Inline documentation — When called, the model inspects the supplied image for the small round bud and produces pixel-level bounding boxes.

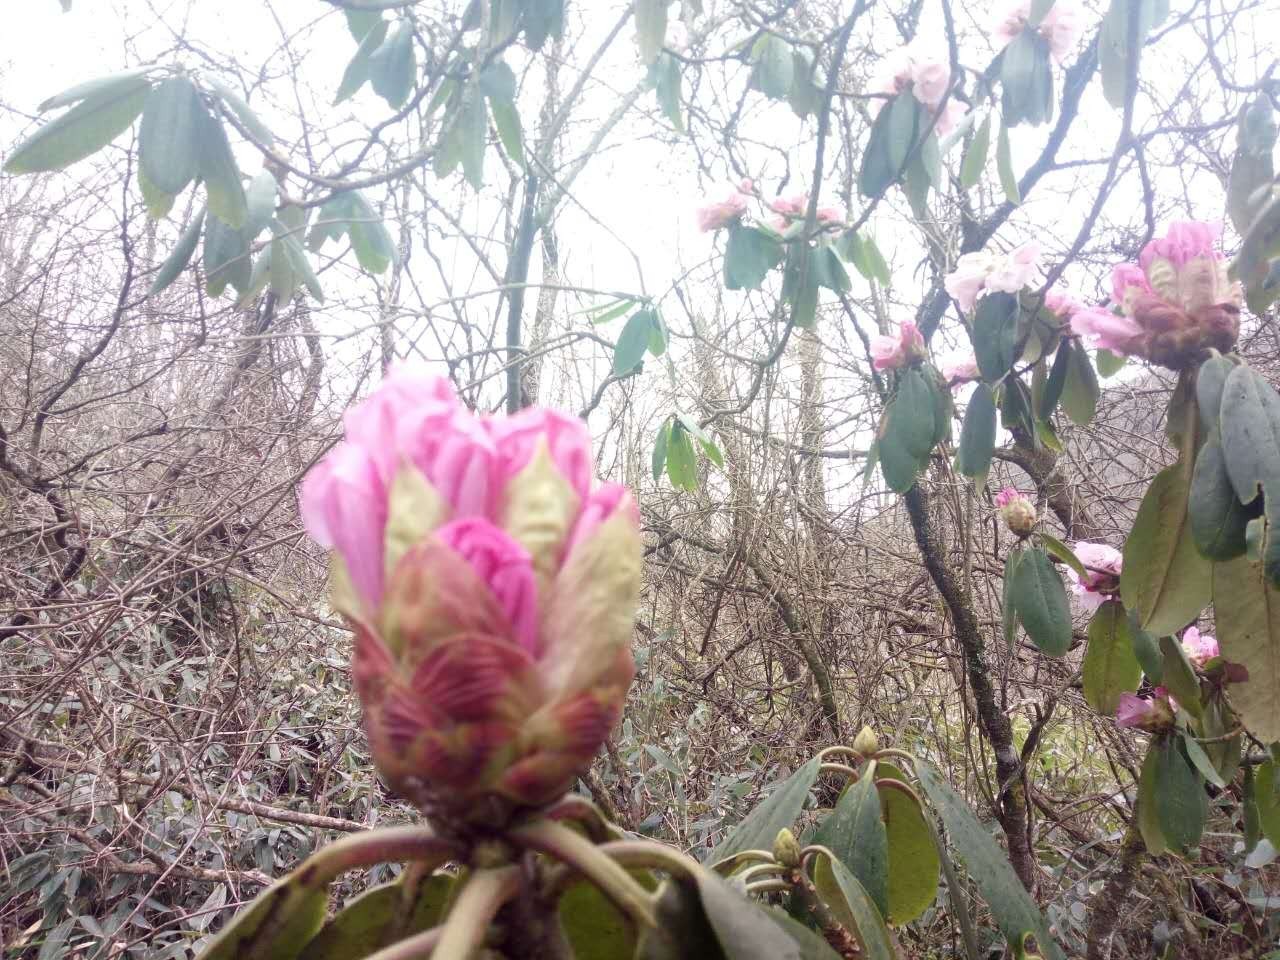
[994,487,1037,538]
[851,725,880,757]
[773,828,802,868]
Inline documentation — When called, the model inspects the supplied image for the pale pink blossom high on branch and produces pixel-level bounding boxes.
[870,321,926,370]
[939,353,980,387]
[944,241,1043,313]
[991,0,1083,63]
[1071,220,1242,368]
[1065,541,1122,611]
[869,42,966,136]
[1181,626,1219,667]
[300,366,642,816]
[696,187,751,231]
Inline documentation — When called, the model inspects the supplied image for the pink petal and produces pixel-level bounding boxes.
[438,518,541,655]
[300,442,388,611]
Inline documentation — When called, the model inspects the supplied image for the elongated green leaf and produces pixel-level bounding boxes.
[996,121,1020,204]
[1219,364,1280,507]
[1135,741,1168,854]
[748,33,793,100]
[707,756,821,865]
[1120,461,1212,636]
[973,292,1019,378]
[279,232,325,303]
[1190,435,1250,560]
[335,20,388,103]
[1012,546,1071,655]
[813,854,896,960]
[652,420,670,483]
[196,107,248,229]
[875,765,940,925]
[1180,733,1226,789]
[137,164,175,219]
[209,79,274,146]
[1128,609,1162,682]
[635,0,670,66]
[859,93,919,198]
[560,876,650,960]
[698,869,839,960]
[245,170,278,238]
[37,67,152,113]
[813,771,888,917]
[650,52,684,132]
[200,873,329,960]
[369,19,416,109]
[1099,0,1167,108]
[1001,31,1053,127]
[301,874,454,959]
[345,10,382,41]
[956,383,997,481]
[1060,339,1099,424]
[1154,736,1206,853]
[148,206,205,295]
[783,245,819,330]
[1038,339,1071,420]
[1038,532,1087,580]
[959,114,991,191]
[915,762,1064,960]
[204,213,251,297]
[666,424,698,492]
[1096,348,1126,378]
[614,309,656,375]
[1003,549,1022,650]
[878,366,938,493]
[1213,554,1280,743]
[724,223,783,290]
[348,192,397,273]
[1257,760,1280,847]
[5,76,150,174]
[1082,600,1142,715]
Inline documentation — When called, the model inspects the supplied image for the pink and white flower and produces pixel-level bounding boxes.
[1115,688,1176,730]
[939,353,981,387]
[944,242,1044,313]
[992,0,1083,63]
[1066,541,1123,611]
[696,188,750,232]
[300,366,641,814]
[870,321,926,371]
[1180,626,1219,667]
[870,43,966,136]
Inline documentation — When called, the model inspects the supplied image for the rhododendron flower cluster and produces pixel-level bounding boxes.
[944,241,1043,313]
[1043,287,1085,321]
[1181,626,1219,667]
[1070,220,1242,369]
[696,186,751,232]
[939,353,980,388]
[1115,689,1176,731]
[995,487,1036,537]
[869,43,965,136]
[991,0,1082,63]
[301,367,641,818]
[870,321,926,370]
[1066,541,1122,610]
[767,192,844,232]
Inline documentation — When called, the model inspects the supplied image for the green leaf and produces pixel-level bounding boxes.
[1099,0,1167,109]
[1158,634,1203,721]
[783,245,819,330]
[915,762,1064,960]
[148,206,205,295]
[1012,546,1072,656]
[960,113,991,191]
[813,771,889,917]
[348,193,397,273]
[1120,461,1212,636]
[862,234,891,286]
[996,120,1020,204]
[1135,741,1167,855]
[5,75,149,174]
[973,291,1019,379]
[368,19,416,109]
[707,756,821,866]
[859,93,920,198]
[700,438,725,469]
[723,222,783,291]
[1219,364,1280,508]
[666,424,698,492]
[560,876,649,960]
[199,873,329,960]
[1153,736,1207,853]
[1003,32,1054,128]
[245,170,278,238]
[209,79,274,146]
[650,51,684,132]
[652,420,670,483]
[1228,98,1277,234]
[1256,760,1280,848]
[813,854,897,960]
[635,0,670,66]
[1190,434,1250,560]
[335,20,388,103]
[614,309,656,375]
[1213,554,1280,743]
[196,107,248,229]
[813,246,850,294]
[1195,353,1235,426]
[1128,609,1163,682]
[1060,339,1099,425]
[748,34,793,100]
[1180,732,1226,790]
[204,213,251,297]
[1038,339,1071,420]
[1003,549,1022,650]
[1082,600,1142,715]
[1095,348,1126,378]
[649,310,669,356]
[878,367,939,494]
[436,81,488,190]
[344,10,382,41]
[301,874,453,959]
[787,48,820,119]
[875,765,940,925]
[37,67,152,113]
[956,382,997,481]
[1038,532,1087,580]
[278,230,325,303]
[137,164,175,220]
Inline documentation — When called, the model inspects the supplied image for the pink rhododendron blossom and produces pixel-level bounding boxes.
[995,488,1036,536]
[1044,287,1084,319]
[1066,541,1122,611]
[299,368,642,816]
[739,177,756,195]
[944,242,1043,313]
[939,354,980,387]
[870,322,926,371]
[992,0,1082,63]
[696,188,750,232]
[1070,307,1145,354]
[767,194,843,228]
[1181,626,1219,667]
[769,193,807,216]
[1075,220,1242,368]
[1115,689,1175,731]
[870,43,963,135]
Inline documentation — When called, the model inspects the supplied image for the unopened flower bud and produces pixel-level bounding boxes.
[773,828,802,868]
[995,487,1036,538]
[301,366,641,822]
[852,725,880,757]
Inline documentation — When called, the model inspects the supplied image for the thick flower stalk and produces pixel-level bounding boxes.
[300,368,641,823]
[1070,220,1242,369]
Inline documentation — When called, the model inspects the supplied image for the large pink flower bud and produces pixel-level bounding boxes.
[300,369,642,821]
[995,487,1036,537]
[869,321,926,371]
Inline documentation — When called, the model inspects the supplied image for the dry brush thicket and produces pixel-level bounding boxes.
[1,1,1278,957]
